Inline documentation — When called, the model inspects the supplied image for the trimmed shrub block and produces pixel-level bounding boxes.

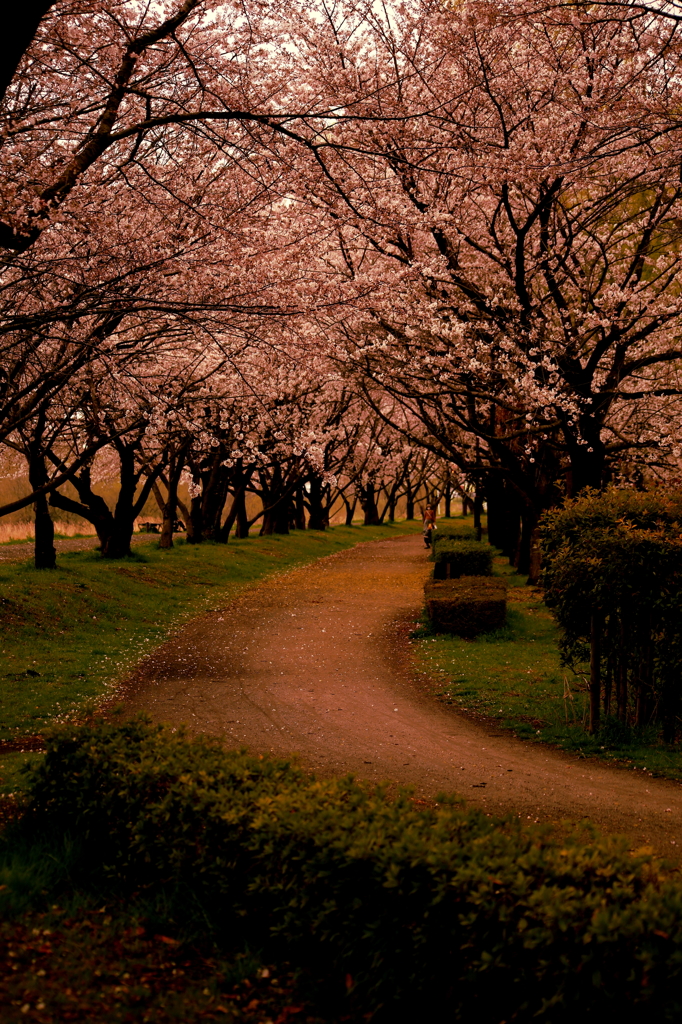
[432,522,477,547]
[425,575,506,635]
[432,539,493,578]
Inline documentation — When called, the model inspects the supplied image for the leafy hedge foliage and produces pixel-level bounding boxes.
[12,720,682,1021]
[432,522,477,547]
[432,539,493,578]
[540,489,682,738]
[424,577,506,636]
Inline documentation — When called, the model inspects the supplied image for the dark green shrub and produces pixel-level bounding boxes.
[12,720,682,1022]
[425,576,506,635]
[540,489,682,738]
[432,522,477,548]
[432,539,493,578]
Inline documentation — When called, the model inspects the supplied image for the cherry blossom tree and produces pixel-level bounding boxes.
[266,0,682,575]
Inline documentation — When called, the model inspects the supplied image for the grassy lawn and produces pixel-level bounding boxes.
[0,521,420,792]
[414,528,682,783]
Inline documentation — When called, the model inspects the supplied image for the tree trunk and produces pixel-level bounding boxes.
[27,442,56,569]
[307,477,327,530]
[261,497,290,535]
[294,487,307,530]
[473,487,483,541]
[589,612,602,735]
[514,511,532,575]
[406,482,415,521]
[98,444,149,558]
[616,659,626,724]
[342,494,357,526]
[186,493,203,544]
[158,457,185,550]
[204,464,230,542]
[443,472,452,518]
[360,482,381,526]
[233,489,249,538]
[50,483,112,549]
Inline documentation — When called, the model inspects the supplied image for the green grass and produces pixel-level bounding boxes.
[0,521,420,789]
[415,542,682,783]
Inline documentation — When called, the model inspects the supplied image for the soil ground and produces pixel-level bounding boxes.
[119,534,682,856]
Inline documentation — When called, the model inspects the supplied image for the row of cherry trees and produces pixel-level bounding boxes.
[2,0,682,573]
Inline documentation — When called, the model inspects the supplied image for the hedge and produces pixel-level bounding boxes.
[432,522,477,547]
[540,489,682,738]
[11,720,682,1021]
[432,538,493,578]
[425,576,506,635]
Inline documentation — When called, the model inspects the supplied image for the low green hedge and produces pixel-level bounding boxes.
[425,576,506,635]
[432,522,477,548]
[9,720,682,1021]
[433,539,493,578]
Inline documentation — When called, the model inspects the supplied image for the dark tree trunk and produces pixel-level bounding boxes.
[589,612,602,735]
[259,465,291,536]
[514,509,537,576]
[294,487,307,530]
[616,624,628,724]
[488,480,523,562]
[50,441,159,558]
[186,494,203,544]
[233,489,250,538]
[486,474,506,549]
[27,430,56,569]
[307,477,326,530]
[204,464,230,542]
[567,426,607,497]
[159,454,186,550]
[261,499,290,535]
[218,469,252,542]
[176,494,192,537]
[359,482,381,526]
[33,493,56,569]
[342,494,357,526]
[99,445,138,558]
[443,471,452,519]
[473,487,483,542]
[50,471,114,550]
[406,481,415,521]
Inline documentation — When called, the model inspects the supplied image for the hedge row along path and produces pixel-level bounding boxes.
[121,534,682,855]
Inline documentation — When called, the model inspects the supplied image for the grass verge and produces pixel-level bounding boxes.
[414,533,682,782]
[0,521,420,791]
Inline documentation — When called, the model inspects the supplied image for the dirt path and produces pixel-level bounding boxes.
[121,534,682,855]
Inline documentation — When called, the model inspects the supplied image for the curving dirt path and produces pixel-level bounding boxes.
[120,534,682,856]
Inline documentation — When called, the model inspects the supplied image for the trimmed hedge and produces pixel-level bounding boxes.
[540,489,682,738]
[432,538,493,578]
[425,576,506,635]
[432,522,477,547]
[12,720,682,1021]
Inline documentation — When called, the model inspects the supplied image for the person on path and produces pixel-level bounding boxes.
[422,503,437,549]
